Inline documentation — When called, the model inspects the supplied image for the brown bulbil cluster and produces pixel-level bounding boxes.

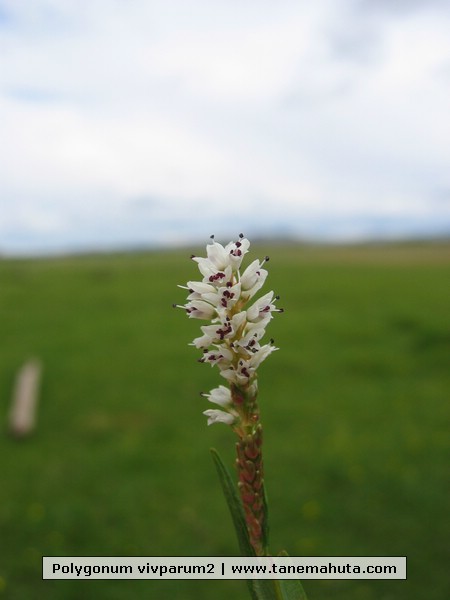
[236,423,266,556]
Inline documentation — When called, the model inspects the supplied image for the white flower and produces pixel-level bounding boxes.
[234,329,265,353]
[193,258,233,284]
[181,281,217,300]
[240,259,268,299]
[203,409,236,426]
[191,236,250,279]
[191,330,217,349]
[184,300,217,320]
[202,385,232,407]
[201,281,242,313]
[199,347,234,368]
[206,240,233,270]
[225,237,250,270]
[246,291,282,323]
[191,311,247,349]
[248,343,278,368]
[176,235,282,426]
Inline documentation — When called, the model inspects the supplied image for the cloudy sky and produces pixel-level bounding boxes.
[1,0,450,254]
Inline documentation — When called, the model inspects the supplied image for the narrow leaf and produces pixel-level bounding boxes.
[277,579,308,600]
[210,448,258,600]
[261,483,270,552]
[210,447,255,557]
[277,551,309,600]
[210,449,282,600]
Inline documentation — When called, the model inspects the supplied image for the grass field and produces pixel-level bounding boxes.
[1,242,449,600]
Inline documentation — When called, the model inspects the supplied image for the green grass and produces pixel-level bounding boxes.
[0,242,449,600]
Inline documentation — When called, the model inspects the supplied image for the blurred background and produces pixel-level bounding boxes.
[0,1,449,599]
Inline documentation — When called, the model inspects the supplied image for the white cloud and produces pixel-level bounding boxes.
[0,0,449,254]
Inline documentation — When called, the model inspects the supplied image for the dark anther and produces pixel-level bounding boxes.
[172,303,177,308]
[210,234,215,239]
[265,255,270,261]
[239,233,244,238]
[275,295,280,300]
[190,254,196,259]
[270,338,274,344]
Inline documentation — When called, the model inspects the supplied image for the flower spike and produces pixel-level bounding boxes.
[176,235,282,556]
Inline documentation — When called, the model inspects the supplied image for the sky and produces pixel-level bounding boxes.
[1,0,450,255]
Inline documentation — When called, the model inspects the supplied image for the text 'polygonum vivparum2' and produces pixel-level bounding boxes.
[174,234,283,556]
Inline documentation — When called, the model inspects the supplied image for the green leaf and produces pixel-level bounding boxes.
[277,579,308,600]
[210,448,259,600]
[210,447,255,558]
[253,578,281,600]
[210,450,298,600]
[276,551,309,600]
[210,449,279,600]
[262,483,270,552]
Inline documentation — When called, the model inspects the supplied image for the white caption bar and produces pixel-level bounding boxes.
[43,556,407,580]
